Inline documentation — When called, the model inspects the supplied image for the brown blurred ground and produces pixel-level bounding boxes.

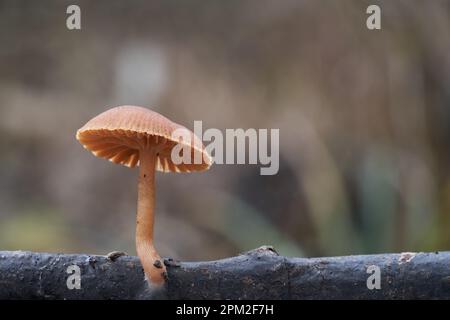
[0,0,449,260]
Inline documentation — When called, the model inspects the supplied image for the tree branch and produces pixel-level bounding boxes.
[1,246,449,299]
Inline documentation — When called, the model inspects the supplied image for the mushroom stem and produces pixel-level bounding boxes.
[136,147,166,285]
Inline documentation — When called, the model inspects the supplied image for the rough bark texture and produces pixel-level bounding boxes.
[0,246,449,299]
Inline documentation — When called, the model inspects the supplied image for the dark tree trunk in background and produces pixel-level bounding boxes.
[0,246,449,299]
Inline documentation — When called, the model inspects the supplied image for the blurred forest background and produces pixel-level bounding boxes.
[0,0,450,260]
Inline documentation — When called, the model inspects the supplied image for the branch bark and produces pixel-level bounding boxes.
[1,246,449,299]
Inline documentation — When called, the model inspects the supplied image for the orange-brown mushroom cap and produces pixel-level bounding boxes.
[76,106,212,173]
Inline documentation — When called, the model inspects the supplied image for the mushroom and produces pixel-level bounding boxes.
[76,105,212,285]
